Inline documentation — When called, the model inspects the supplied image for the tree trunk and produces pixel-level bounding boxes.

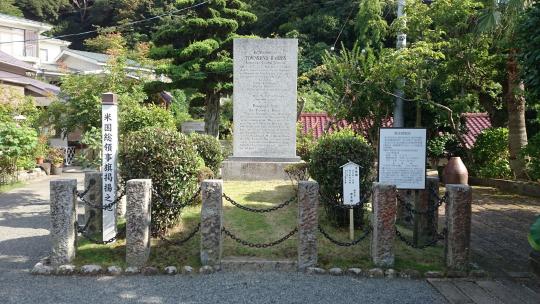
[506,49,528,178]
[204,94,220,138]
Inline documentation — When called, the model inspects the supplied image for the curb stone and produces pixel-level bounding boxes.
[199,266,214,274]
[368,268,384,278]
[31,262,53,275]
[56,264,76,275]
[164,266,177,275]
[447,270,467,278]
[80,265,102,275]
[347,268,363,276]
[182,266,193,274]
[385,269,397,278]
[400,269,421,279]
[424,271,443,278]
[328,268,343,276]
[125,267,140,275]
[107,266,122,276]
[469,270,487,278]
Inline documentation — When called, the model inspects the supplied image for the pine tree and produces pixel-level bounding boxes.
[150,0,257,137]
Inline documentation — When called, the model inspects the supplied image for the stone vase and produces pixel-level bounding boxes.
[443,157,468,184]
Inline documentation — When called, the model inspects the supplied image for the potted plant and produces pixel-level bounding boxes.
[34,136,48,165]
[49,147,64,175]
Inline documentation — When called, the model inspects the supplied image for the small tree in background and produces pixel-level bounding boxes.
[149,0,257,137]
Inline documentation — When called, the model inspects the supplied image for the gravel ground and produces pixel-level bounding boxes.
[0,172,447,304]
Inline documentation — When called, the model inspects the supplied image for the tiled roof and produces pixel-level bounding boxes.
[299,113,393,139]
[0,50,37,73]
[300,112,492,149]
[462,112,492,148]
[0,70,60,96]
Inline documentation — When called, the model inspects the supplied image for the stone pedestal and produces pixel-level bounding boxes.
[126,179,152,267]
[50,179,78,266]
[371,183,397,268]
[297,181,319,270]
[445,184,472,271]
[222,158,301,181]
[200,180,223,266]
[413,177,440,246]
[83,172,102,238]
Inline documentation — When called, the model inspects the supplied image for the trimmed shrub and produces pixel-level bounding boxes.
[309,128,375,226]
[119,128,203,232]
[296,123,317,162]
[284,163,310,185]
[189,133,224,175]
[120,104,176,135]
[522,133,540,182]
[471,128,512,179]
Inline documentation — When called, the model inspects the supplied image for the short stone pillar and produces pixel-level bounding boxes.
[445,184,472,271]
[50,179,78,266]
[413,176,440,246]
[371,183,397,267]
[126,179,152,267]
[200,180,223,267]
[83,172,102,238]
[297,181,319,270]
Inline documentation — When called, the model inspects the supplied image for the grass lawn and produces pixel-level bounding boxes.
[0,181,25,193]
[74,180,444,272]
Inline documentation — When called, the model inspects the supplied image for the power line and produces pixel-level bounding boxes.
[332,1,358,50]
[0,1,209,45]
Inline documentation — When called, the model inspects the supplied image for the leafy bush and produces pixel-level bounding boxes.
[120,104,176,135]
[284,163,310,185]
[309,128,375,226]
[296,123,317,162]
[189,133,224,175]
[76,127,102,170]
[119,128,203,232]
[0,122,37,159]
[471,128,512,179]
[522,133,540,182]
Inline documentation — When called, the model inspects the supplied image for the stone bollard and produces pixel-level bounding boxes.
[50,179,78,266]
[200,180,223,267]
[445,184,472,271]
[413,177,440,246]
[126,179,152,267]
[297,181,319,270]
[371,183,397,268]
[83,172,102,239]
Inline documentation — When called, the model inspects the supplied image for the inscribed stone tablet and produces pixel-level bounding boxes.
[378,128,427,189]
[233,38,298,159]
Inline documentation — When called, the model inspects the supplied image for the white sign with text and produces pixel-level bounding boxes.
[378,128,427,190]
[102,101,118,241]
[342,161,361,206]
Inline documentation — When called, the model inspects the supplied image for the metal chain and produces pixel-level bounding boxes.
[222,193,296,213]
[152,187,201,210]
[319,190,372,210]
[318,224,371,246]
[395,227,445,249]
[222,226,298,248]
[397,191,447,216]
[154,222,201,246]
[75,219,124,245]
[76,183,126,211]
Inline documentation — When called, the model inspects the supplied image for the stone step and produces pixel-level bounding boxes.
[221,257,297,272]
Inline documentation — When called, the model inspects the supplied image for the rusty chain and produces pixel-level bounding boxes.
[318,224,371,246]
[154,222,201,246]
[222,193,296,213]
[222,226,298,248]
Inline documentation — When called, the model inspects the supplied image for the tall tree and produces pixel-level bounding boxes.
[0,0,23,17]
[356,0,388,51]
[477,0,533,177]
[150,0,256,137]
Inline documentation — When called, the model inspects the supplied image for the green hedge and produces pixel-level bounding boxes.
[119,128,203,232]
[471,128,512,179]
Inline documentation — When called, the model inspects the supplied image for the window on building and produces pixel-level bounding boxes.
[0,27,25,57]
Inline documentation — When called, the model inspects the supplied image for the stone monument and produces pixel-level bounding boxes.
[222,38,301,180]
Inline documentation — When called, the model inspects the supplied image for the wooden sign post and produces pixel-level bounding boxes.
[102,93,118,242]
[342,161,361,240]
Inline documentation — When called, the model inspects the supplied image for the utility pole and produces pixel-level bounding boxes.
[394,0,406,128]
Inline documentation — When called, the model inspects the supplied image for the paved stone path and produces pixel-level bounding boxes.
[0,173,446,304]
[469,187,540,284]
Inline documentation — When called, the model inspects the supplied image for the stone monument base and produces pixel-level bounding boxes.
[222,157,302,181]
